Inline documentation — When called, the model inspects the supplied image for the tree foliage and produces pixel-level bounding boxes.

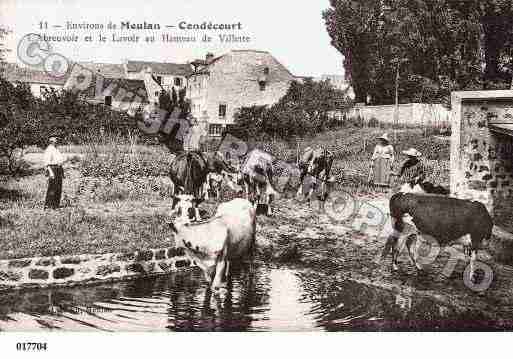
[232,79,352,140]
[0,76,138,175]
[323,0,513,105]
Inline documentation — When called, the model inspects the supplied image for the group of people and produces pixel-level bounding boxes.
[369,132,429,189]
[41,131,431,210]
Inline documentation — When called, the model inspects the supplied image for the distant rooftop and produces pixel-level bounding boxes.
[78,62,125,79]
[2,63,67,85]
[125,60,192,76]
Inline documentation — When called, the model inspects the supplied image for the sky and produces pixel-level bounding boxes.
[0,0,345,78]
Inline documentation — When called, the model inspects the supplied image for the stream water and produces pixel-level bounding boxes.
[0,264,507,331]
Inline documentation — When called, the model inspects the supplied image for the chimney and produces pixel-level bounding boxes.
[205,53,214,63]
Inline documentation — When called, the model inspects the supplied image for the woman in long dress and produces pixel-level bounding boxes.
[369,133,395,186]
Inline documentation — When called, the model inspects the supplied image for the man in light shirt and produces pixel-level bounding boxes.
[43,136,65,209]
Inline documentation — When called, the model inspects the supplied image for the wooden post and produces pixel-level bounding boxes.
[394,61,400,142]
[296,142,300,166]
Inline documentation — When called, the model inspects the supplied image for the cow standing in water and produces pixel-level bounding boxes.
[169,197,256,291]
[297,147,334,208]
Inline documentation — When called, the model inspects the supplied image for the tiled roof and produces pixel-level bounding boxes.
[126,60,192,76]
[2,63,67,85]
[63,63,149,103]
[78,62,126,78]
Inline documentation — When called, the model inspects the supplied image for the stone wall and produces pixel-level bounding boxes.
[349,103,451,127]
[0,246,192,291]
[193,50,295,126]
[450,90,513,234]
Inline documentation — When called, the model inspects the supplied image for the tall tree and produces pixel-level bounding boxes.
[323,0,384,103]
[324,0,512,105]
[447,0,513,85]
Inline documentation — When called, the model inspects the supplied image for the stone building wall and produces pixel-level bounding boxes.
[450,91,513,233]
[197,50,296,127]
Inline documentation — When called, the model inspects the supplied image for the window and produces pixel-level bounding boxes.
[259,81,266,91]
[174,77,182,86]
[209,124,223,136]
[104,96,112,106]
[263,67,269,75]
[219,104,227,118]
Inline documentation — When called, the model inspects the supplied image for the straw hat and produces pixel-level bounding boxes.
[402,148,422,157]
[377,133,390,142]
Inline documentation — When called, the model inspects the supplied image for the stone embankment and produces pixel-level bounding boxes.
[0,246,192,292]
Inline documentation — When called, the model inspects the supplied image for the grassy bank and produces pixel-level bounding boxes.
[0,135,178,260]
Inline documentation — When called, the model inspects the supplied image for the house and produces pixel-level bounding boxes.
[124,60,191,96]
[187,50,296,136]
[63,62,149,114]
[316,74,350,91]
[3,63,66,97]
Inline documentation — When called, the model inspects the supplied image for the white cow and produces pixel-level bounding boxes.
[169,197,256,291]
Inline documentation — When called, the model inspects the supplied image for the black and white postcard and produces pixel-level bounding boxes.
[0,0,512,357]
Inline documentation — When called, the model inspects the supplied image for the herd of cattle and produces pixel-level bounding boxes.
[167,147,494,292]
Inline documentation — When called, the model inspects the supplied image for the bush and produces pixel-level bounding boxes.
[232,79,352,140]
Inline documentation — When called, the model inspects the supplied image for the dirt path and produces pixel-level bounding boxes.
[255,196,513,321]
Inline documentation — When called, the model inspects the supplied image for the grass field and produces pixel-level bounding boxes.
[0,127,450,260]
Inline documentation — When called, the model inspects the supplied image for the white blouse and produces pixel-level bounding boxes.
[43,145,65,166]
[371,144,395,161]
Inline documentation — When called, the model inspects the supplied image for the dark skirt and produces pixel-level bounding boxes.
[371,158,392,186]
[45,165,64,209]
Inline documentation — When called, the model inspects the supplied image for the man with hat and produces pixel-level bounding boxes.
[43,136,65,209]
[394,147,429,189]
[369,133,395,186]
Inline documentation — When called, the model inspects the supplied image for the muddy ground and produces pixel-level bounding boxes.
[252,195,513,324]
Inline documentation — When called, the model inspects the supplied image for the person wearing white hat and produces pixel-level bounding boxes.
[43,136,66,209]
[369,133,395,186]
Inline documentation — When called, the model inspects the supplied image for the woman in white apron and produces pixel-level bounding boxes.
[369,133,395,186]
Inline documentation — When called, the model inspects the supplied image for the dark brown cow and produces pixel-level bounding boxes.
[383,193,493,283]
[169,151,237,220]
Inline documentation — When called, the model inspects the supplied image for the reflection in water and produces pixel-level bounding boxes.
[0,264,509,331]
